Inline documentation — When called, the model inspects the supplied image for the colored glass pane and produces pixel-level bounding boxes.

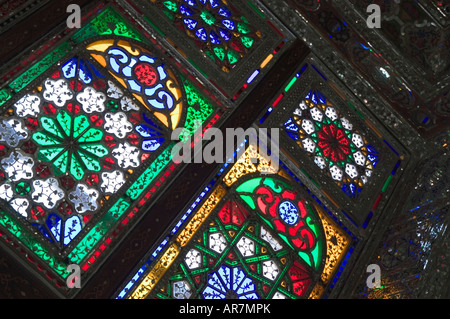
[155,0,262,72]
[87,40,184,130]
[1,53,169,251]
[0,4,221,292]
[284,90,380,199]
[126,145,352,300]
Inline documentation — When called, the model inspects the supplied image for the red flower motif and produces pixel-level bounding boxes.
[134,63,159,86]
[317,123,351,162]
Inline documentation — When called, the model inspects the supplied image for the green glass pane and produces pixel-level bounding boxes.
[79,143,109,158]
[0,88,12,107]
[227,50,240,65]
[262,177,291,193]
[16,182,31,195]
[37,147,65,162]
[307,216,322,270]
[239,195,255,210]
[163,0,178,12]
[53,151,69,175]
[127,145,173,200]
[72,7,143,44]
[73,115,90,139]
[9,41,73,93]
[40,117,65,139]
[70,154,85,180]
[213,47,226,61]
[78,128,103,143]
[57,111,72,136]
[241,36,254,48]
[236,177,262,194]
[200,11,216,25]
[237,22,251,34]
[68,197,130,264]
[78,151,101,172]
[33,132,61,146]
[181,78,215,137]
[298,251,312,267]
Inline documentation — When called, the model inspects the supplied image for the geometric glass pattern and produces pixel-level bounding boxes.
[284,90,380,199]
[5,53,167,249]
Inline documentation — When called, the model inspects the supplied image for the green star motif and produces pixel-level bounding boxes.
[32,110,109,180]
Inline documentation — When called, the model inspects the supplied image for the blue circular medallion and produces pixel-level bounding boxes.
[278,201,299,225]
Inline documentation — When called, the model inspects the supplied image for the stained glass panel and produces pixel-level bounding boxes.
[0,5,222,294]
[257,56,405,226]
[284,89,380,199]
[156,0,262,72]
[137,0,293,100]
[119,143,353,299]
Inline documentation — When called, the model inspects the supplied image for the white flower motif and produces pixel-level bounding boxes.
[104,112,133,139]
[107,80,123,99]
[0,183,29,218]
[76,86,106,113]
[0,118,28,147]
[112,142,140,169]
[1,151,34,182]
[31,177,64,209]
[69,184,99,214]
[14,94,42,117]
[0,183,13,202]
[100,170,126,194]
[42,79,74,107]
[10,198,30,218]
[120,96,140,112]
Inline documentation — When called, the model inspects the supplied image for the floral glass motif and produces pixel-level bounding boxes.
[156,0,262,72]
[1,53,168,250]
[157,176,326,300]
[284,90,380,199]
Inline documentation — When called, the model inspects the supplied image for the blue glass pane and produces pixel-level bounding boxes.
[209,31,221,44]
[219,28,231,41]
[63,215,82,246]
[222,19,235,30]
[218,7,231,17]
[142,138,164,152]
[183,18,198,30]
[46,213,62,243]
[195,28,208,41]
[185,0,197,7]
[180,4,193,15]
[62,57,78,79]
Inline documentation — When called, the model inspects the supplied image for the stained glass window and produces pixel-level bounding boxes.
[0,5,222,293]
[284,89,380,199]
[119,144,353,299]
[157,0,261,72]
[138,0,293,101]
[258,57,404,226]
